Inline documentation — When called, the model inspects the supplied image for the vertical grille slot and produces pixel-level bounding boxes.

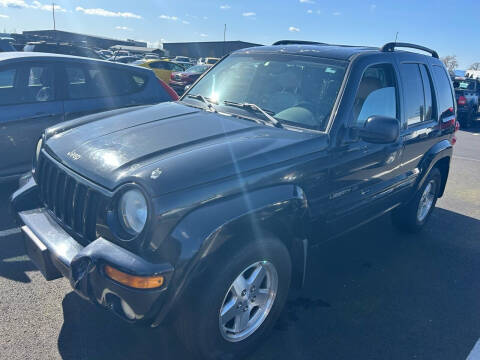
[63,176,75,228]
[37,154,102,244]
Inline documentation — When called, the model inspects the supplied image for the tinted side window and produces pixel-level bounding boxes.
[0,68,16,88]
[432,65,455,117]
[419,64,435,121]
[399,63,425,125]
[89,67,147,97]
[354,64,398,126]
[150,62,168,70]
[66,64,147,99]
[0,67,19,105]
[66,66,89,99]
[24,64,55,103]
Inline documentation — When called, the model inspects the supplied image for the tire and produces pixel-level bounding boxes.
[466,110,474,128]
[175,237,291,360]
[392,167,442,233]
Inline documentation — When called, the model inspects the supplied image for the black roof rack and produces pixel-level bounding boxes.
[272,40,327,46]
[381,42,439,59]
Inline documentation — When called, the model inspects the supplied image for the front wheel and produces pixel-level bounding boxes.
[175,237,291,360]
[392,167,441,233]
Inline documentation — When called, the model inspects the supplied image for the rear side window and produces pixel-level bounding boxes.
[419,64,435,121]
[399,63,426,125]
[432,65,455,117]
[66,64,148,99]
[354,63,398,126]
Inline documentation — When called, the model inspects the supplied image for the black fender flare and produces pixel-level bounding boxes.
[415,139,452,198]
[151,184,309,326]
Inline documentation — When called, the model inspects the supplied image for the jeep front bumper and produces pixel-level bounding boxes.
[20,207,173,324]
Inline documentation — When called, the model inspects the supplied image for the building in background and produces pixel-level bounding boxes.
[163,41,261,58]
[22,30,147,49]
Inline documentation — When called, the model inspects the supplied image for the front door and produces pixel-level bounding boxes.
[326,62,404,234]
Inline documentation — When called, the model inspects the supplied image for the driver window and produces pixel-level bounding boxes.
[354,64,398,126]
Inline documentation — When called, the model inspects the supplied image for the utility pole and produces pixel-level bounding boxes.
[52,1,57,40]
[223,24,226,55]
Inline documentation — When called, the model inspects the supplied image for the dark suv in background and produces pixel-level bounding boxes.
[13,41,457,360]
[452,76,479,127]
[0,52,178,182]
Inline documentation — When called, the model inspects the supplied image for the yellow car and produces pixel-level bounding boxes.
[135,59,186,83]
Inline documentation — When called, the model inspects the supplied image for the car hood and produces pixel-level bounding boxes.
[45,102,326,194]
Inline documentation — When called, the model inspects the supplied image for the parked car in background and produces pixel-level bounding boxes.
[113,50,130,57]
[0,52,177,181]
[204,57,220,65]
[13,41,457,360]
[453,76,479,128]
[466,69,480,80]
[169,64,211,94]
[134,59,185,82]
[108,55,139,64]
[172,56,194,68]
[144,53,159,60]
[97,49,113,59]
[24,42,101,59]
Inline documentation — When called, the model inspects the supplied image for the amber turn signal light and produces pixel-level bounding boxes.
[104,265,164,289]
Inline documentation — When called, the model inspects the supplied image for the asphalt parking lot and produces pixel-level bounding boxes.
[0,128,479,360]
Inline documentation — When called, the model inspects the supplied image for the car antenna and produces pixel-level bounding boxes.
[394,32,399,44]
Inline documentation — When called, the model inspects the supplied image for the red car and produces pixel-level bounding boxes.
[169,64,211,94]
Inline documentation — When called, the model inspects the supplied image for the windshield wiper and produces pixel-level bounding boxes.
[223,101,282,128]
[186,94,217,112]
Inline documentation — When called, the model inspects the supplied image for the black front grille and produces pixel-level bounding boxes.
[37,153,101,244]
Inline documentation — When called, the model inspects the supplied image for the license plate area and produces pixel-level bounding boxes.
[22,226,62,280]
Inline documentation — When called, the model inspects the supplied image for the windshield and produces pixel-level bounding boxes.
[453,79,476,90]
[185,53,347,130]
[186,65,210,73]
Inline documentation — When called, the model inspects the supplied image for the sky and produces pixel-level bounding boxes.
[0,0,478,69]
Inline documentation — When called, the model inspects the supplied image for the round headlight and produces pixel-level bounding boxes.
[35,138,43,163]
[118,189,148,235]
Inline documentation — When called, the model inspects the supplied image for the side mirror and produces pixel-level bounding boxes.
[358,116,400,144]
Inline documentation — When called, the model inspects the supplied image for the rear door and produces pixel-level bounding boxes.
[61,61,153,120]
[0,61,63,179]
[395,55,446,181]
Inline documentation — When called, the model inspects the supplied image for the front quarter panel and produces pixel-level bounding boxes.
[151,184,308,325]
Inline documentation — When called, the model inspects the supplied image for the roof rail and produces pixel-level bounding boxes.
[381,42,439,59]
[272,40,327,46]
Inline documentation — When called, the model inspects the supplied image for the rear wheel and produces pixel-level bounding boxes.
[392,167,441,233]
[466,110,475,128]
[175,237,291,360]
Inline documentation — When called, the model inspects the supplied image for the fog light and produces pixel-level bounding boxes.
[104,265,164,289]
